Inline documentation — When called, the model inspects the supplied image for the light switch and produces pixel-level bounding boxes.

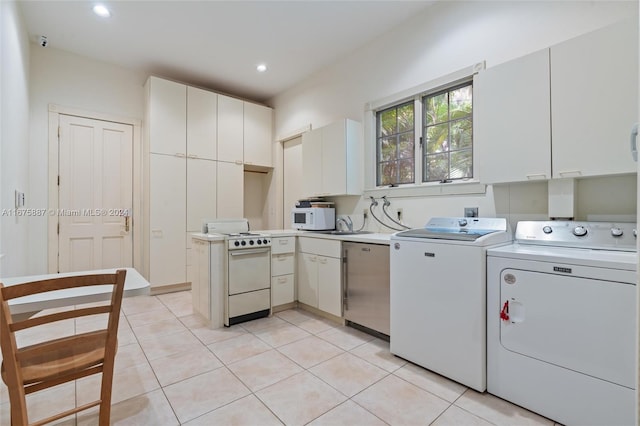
[15,190,25,208]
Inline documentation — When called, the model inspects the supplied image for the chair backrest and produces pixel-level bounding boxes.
[0,269,126,426]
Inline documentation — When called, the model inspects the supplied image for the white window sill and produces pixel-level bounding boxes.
[363,180,486,198]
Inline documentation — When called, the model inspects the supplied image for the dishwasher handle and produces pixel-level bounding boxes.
[343,250,348,311]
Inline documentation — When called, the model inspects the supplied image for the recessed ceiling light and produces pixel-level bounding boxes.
[93,4,111,18]
[256,64,267,73]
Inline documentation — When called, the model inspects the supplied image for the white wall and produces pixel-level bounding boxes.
[28,47,146,274]
[1,1,31,277]
[271,1,637,230]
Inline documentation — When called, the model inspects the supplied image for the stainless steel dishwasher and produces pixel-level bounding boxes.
[343,242,390,336]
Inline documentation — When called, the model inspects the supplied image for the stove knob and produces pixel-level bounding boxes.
[263,239,268,244]
[458,219,468,227]
[611,227,624,237]
[542,226,553,234]
[249,240,255,245]
[234,241,240,247]
[257,239,262,245]
[241,240,247,246]
[573,225,588,237]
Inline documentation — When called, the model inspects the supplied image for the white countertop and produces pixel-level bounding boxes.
[191,229,392,245]
[3,267,150,316]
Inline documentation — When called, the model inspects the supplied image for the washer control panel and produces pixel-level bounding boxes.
[515,221,637,251]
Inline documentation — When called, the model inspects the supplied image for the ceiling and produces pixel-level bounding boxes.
[18,1,434,103]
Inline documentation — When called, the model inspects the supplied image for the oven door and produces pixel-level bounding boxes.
[228,247,271,294]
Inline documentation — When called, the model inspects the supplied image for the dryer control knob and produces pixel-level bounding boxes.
[611,227,624,237]
[542,226,553,234]
[458,219,468,227]
[573,226,588,237]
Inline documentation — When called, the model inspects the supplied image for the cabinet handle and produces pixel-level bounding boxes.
[310,256,317,262]
[235,160,243,165]
[343,252,348,311]
[175,153,186,158]
[276,255,287,261]
[557,170,581,177]
[526,173,547,180]
[187,154,198,159]
[319,257,327,264]
[277,277,287,284]
[279,239,289,245]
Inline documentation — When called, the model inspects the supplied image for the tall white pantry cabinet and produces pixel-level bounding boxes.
[144,76,273,290]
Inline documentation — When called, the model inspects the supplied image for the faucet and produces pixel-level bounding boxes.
[336,216,353,232]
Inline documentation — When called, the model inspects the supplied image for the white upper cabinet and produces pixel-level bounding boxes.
[186,158,217,232]
[551,18,638,178]
[147,77,187,156]
[187,86,217,160]
[217,95,244,164]
[244,102,273,168]
[475,49,551,184]
[217,160,244,218]
[302,119,363,197]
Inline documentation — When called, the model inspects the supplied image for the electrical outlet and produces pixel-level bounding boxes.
[464,207,479,218]
[397,208,403,221]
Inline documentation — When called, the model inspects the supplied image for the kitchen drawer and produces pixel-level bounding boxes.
[272,236,295,254]
[298,237,341,258]
[272,253,295,276]
[272,274,295,306]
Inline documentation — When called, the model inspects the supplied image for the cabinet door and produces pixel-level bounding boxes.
[216,161,244,218]
[217,95,244,163]
[551,19,638,178]
[302,129,323,197]
[475,49,551,183]
[244,102,273,167]
[149,154,186,287]
[148,77,186,156]
[272,274,295,306]
[322,120,347,195]
[318,256,342,317]
[187,86,217,160]
[297,252,318,307]
[187,158,217,232]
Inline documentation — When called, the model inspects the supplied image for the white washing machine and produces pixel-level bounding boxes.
[390,217,511,391]
[487,221,637,426]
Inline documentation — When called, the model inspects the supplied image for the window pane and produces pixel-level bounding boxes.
[425,92,448,126]
[426,123,448,154]
[398,103,414,133]
[450,118,472,150]
[424,153,449,182]
[378,162,396,186]
[398,133,414,159]
[379,136,398,162]
[399,159,414,183]
[450,85,472,119]
[450,149,473,179]
[379,108,397,137]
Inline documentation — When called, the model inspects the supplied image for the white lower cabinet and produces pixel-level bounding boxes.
[296,237,342,317]
[191,238,225,328]
[271,236,295,307]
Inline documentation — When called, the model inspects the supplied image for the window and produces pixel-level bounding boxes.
[423,83,473,182]
[376,102,414,186]
[375,81,473,186]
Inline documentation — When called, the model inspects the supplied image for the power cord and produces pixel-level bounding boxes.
[381,196,410,229]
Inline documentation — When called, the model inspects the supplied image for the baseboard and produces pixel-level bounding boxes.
[296,302,345,326]
[271,302,297,313]
[150,282,191,296]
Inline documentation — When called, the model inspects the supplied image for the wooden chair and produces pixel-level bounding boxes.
[0,269,127,426]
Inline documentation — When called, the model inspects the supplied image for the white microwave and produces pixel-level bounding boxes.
[291,207,335,230]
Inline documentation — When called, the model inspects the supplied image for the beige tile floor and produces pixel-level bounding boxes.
[0,291,560,426]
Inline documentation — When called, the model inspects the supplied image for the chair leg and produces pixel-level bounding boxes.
[98,368,115,426]
[8,387,29,426]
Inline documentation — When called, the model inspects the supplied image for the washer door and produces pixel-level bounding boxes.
[499,268,636,389]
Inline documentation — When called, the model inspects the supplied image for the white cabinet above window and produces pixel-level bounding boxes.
[302,119,363,197]
[244,102,273,168]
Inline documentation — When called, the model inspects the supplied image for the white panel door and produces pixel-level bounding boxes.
[297,252,318,307]
[216,161,244,218]
[150,153,186,287]
[301,129,323,197]
[317,256,342,317]
[187,86,217,160]
[58,114,133,272]
[187,158,217,232]
[283,137,303,228]
[217,95,244,163]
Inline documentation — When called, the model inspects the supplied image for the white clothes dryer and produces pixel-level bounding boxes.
[487,221,637,426]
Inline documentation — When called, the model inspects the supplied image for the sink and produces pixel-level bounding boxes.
[311,230,373,235]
